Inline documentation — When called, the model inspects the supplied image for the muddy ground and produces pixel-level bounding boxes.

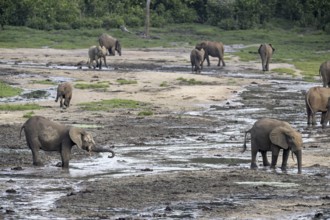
[1,47,330,220]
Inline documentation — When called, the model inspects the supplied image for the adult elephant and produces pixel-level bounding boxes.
[305,86,330,127]
[195,41,225,67]
[319,60,330,87]
[20,116,115,168]
[258,43,275,71]
[98,33,122,56]
[55,82,73,108]
[243,118,303,174]
[190,48,205,73]
[88,45,107,69]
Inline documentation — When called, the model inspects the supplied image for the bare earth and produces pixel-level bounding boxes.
[0,48,330,219]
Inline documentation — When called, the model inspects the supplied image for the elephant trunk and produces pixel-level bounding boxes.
[294,150,302,174]
[92,146,115,158]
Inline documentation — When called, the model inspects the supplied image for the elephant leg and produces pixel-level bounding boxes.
[206,56,210,66]
[311,112,317,125]
[103,57,108,68]
[60,146,72,169]
[270,147,280,169]
[281,149,290,172]
[221,58,226,67]
[98,59,102,70]
[217,58,220,66]
[321,112,326,125]
[261,151,270,166]
[59,96,63,108]
[250,148,258,169]
[266,58,270,71]
[27,141,43,166]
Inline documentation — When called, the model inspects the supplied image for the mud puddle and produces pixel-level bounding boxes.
[1,69,329,219]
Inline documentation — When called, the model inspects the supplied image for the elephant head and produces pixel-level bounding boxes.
[269,126,302,174]
[115,40,122,56]
[69,127,115,158]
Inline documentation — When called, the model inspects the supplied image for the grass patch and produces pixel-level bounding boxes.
[79,99,148,111]
[74,81,109,90]
[160,81,168,87]
[138,110,153,116]
[227,78,237,85]
[23,111,35,118]
[116,78,137,85]
[0,81,23,98]
[0,103,42,111]
[176,77,205,85]
[31,79,56,85]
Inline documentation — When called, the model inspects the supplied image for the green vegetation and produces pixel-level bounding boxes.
[31,79,56,85]
[160,81,168,87]
[79,99,148,111]
[23,111,35,118]
[116,78,137,85]
[74,82,109,90]
[1,1,329,32]
[0,81,22,98]
[0,103,42,111]
[176,77,205,85]
[138,110,154,116]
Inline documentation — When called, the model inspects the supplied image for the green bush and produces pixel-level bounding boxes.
[102,16,125,29]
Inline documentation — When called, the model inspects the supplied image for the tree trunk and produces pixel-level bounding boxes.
[145,0,151,38]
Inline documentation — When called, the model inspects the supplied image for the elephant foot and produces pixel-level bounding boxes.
[281,166,287,172]
[250,163,258,170]
[263,162,270,167]
[33,161,43,166]
[270,165,276,170]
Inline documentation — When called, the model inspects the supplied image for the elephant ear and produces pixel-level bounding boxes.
[269,127,290,149]
[269,44,275,52]
[69,127,83,149]
[258,44,262,53]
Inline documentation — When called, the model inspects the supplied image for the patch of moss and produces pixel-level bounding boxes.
[0,81,22,98]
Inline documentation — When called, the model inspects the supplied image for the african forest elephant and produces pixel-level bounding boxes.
[55,82,72,108]
[319,60,330,87]
[258,43,275,71]
[190,48,205,73]
[195,41,225,67]
[305,86,330,127]
[88,45,108,69]
[20,116,115,168]
[98,33,122,56]
[243,118,303,174]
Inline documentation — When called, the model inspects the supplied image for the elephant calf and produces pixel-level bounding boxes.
[88,45,108,69]
[55,82,72,108]
[20,116,115,168]
[243,118,303,174]
[190,48,205,73]
[258,43,275,71]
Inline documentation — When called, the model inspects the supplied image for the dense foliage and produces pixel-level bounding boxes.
[0,0,329,32]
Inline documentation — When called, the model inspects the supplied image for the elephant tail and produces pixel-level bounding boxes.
[242,129,251,153]
[305,89,314,114]
[19,125,25,139]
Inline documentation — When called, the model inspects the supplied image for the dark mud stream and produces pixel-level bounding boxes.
[1,64,329,219]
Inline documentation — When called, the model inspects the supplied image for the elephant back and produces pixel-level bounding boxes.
[98,33,117,49]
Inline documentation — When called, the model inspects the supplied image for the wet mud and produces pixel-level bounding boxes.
[1,49,330,220]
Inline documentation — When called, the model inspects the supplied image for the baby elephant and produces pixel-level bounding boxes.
[55,82,72,108]
[20,116,115,168]
[190,48,205,73]
[243,118,303,174]
[88,45,108,69]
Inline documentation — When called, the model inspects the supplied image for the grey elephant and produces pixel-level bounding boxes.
[190,48,205,73]
[20,116,115,168]
[55,82,72,108]
[195,41,225,67]
[88,45,108,69]
[98,33,122,56]
[305,86,330,127]
[243,118,303,174]
[319,60,330,87]
[322,97,330,128]
[258,43,275,71]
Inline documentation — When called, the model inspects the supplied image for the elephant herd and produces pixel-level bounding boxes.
[190,41,274,73]
[19,33,330,175]
[87,33,122,69]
